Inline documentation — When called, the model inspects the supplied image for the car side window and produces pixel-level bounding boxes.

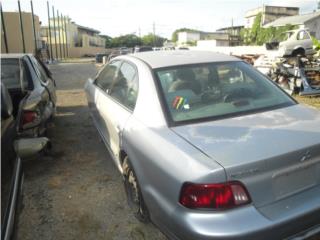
[95,61,122,91]
[297,31,310,40]
[109,61,138,110]
[29,56,48,83]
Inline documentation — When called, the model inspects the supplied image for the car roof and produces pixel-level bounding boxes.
[1,53,32,59]
[128,50,239,69]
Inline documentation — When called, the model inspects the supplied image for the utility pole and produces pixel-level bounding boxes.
[153,22,156,47]
[52,6,58,59]
[64,16,69,57]
[57,10,63,58]
[0,2,9,53]
[30,0,37,55]
[18,0,26,53]
[138,27,141,38]
[47,1,53,61]
[61,13,66,58]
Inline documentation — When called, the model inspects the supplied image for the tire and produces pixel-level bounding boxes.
[292,48,305,57]
[122,156,150,222]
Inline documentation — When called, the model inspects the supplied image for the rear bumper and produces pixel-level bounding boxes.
[167,199,320,240]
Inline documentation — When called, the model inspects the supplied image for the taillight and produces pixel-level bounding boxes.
[22,111,38,125]
[179,181,251,210]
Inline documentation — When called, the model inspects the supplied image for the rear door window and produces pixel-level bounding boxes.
[29,56,48,83]
[297,31,310,40]
[1,59,21,89]
[109,61,138,110]
[95,60,122,91]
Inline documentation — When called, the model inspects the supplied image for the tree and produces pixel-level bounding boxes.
[142,33,166,47]
[171,28,199,42]
[110,34,142,48]
[100,35,113,48]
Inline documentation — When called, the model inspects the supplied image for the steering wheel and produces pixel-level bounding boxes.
[223,88,255,103]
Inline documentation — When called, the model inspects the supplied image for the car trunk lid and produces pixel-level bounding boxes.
[171,105,320,208]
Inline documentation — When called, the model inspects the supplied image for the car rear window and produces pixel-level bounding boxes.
[1,59,21,89]
[155,61,295,124]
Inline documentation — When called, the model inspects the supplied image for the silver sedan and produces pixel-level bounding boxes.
[85,51,320,240]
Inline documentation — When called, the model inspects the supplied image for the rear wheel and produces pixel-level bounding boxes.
[292,48,305,57]
[122,156,150,222]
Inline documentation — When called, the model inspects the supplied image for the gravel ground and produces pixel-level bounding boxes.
[17,62,166,240]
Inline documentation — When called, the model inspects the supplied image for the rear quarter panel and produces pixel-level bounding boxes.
[122,114,226,233]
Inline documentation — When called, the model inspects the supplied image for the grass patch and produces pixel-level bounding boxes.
[294,95,320,109]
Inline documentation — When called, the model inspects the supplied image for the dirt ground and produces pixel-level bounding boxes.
[17,62,166,240]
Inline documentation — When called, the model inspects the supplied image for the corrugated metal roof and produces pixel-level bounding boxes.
[264,11,320,27]
[76,24,100,34]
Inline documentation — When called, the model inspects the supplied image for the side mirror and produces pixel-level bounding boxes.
[14,137,49,158]
[1,82,13,119]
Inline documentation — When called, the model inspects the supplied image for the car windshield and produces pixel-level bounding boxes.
[1,59,21,89]
[155,61,295,124]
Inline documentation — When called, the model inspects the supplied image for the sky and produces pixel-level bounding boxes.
[2,0,318,39]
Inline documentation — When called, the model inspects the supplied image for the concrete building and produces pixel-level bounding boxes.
[216,26,244,46]
[177,31,229,47]
[245,5,299,28]
[41,18,106,58]
[1,12,41,54]
[264,11,320,39]
[177,32,200,45]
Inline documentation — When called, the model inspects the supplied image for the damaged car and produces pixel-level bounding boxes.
[1,82,50,240]
[85,51,320,240]
[1,54,56,137]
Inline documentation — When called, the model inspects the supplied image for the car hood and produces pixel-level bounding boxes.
[171,104,320,207]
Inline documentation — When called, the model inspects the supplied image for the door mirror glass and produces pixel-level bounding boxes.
[14,137,49,158]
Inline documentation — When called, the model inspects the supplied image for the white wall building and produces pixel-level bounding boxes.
[245,5,299,28]
[177,32,200,45]
[264,11,320,39]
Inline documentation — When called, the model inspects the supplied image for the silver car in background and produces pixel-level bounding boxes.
[85,51,320,240]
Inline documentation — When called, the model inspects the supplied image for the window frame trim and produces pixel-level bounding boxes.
[152,61,297,127]
[94,59,140,112]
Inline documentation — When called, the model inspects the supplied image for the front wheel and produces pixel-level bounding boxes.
[122,156,150,223]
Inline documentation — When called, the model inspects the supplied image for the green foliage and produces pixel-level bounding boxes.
[312,36,320,51]
[100,35,113,48]
[110,34,142,48]
[240,13,297,46]
[186,41,197,46]
[171,28,199,42]
[142,33,166,47]
[100,33,166,48]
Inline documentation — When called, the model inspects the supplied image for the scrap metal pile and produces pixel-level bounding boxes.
[253,55,320,96]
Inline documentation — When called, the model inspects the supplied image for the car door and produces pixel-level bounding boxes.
[87,60,123,146]
[297,30,313,53]
[1,83,22,240]
[97,61,139,167]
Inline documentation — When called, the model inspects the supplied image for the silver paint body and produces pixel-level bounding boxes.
[85,51,320,240]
